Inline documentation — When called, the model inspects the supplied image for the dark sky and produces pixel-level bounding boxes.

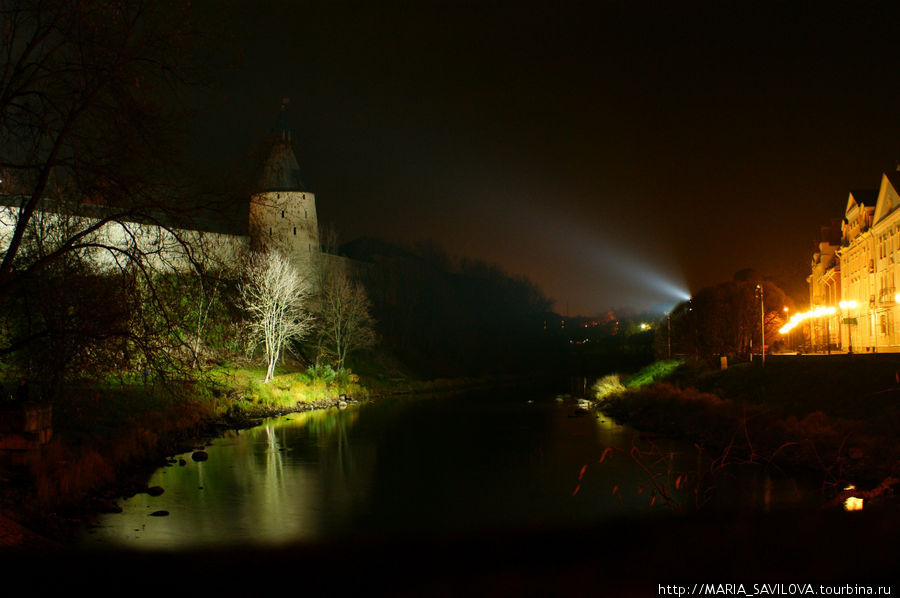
[192,0,900,316]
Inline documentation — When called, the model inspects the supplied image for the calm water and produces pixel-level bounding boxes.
[80,387,821,550]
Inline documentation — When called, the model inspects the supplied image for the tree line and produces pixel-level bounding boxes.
[339,237,554,377]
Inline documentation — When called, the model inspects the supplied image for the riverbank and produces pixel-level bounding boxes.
[594,356,900,502]
[0,365,545,548]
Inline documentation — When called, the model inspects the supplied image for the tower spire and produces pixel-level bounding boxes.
[275,97,292,144]
[259,99,305,191]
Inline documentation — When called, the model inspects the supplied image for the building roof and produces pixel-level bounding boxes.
[257,103,307,192]
[849,189,877,207]
[886,170,900,197]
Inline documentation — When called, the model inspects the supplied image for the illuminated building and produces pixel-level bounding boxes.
[831,169,900,352]
[807,220,842,351]
[837,190,877,351]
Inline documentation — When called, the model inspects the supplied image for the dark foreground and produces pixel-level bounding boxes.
[3,506,897,596]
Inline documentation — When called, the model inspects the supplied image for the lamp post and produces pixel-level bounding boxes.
[756,284,765,366]
[667,311,671,360]
[839,300,858,354]
[783,306,789,351]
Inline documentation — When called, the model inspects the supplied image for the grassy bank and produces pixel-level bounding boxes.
[594,356,900,493]
[0,360,539,543]
[0,362,374,538]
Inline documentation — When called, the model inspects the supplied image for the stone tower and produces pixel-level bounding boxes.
[249,100,319,274]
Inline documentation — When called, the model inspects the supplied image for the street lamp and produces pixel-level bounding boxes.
[756,284,765,366]
[839,300,858,354]
[783,306,790,351]
[667,311,671,360]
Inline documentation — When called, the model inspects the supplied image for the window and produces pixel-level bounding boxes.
[281,210,284,218]
[293,227,296,236]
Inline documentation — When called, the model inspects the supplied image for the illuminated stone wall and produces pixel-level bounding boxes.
[249,189,319,277]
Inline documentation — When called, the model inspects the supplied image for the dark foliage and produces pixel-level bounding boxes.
[340,237,554,377]
[660,276,790,360]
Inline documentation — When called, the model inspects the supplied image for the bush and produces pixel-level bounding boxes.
[593,374,626,399]
[306,364,337,384]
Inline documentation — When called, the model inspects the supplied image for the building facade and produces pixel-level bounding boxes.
[807,220,842,351]
[832,171,900,352]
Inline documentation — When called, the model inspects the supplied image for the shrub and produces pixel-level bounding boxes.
[593,374,626,399]
[306,364,337,383]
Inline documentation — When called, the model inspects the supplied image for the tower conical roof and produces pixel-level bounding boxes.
[258,101,306,192]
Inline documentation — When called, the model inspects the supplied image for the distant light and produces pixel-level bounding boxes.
[640,323,650,330]
[779,306,836,335]
[843,485,863,512]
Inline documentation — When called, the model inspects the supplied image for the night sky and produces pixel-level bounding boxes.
[192,1,900,316]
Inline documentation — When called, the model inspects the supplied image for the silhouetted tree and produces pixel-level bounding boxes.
[0,0,226,386]
[312,266,376,370]
[663,278,789,360]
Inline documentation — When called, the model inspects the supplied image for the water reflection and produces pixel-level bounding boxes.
[83,407,365,550]
[81,390,822,551]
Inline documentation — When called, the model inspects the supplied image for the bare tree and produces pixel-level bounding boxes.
[0,0,237,387]
[313,264,376,371]
[241,250,312,383]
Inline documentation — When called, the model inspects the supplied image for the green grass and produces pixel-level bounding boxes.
[208,363,367,410]
[623,359,685,389]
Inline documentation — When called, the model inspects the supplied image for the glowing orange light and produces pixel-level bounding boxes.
[779,306,835,334]
[843,485,863,511]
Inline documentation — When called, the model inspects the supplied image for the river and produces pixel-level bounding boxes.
[79,385,823,551]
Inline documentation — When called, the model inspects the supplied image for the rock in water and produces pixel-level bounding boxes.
[145,486,165,497]
[191,450,208,462]
[149,510,169,517]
